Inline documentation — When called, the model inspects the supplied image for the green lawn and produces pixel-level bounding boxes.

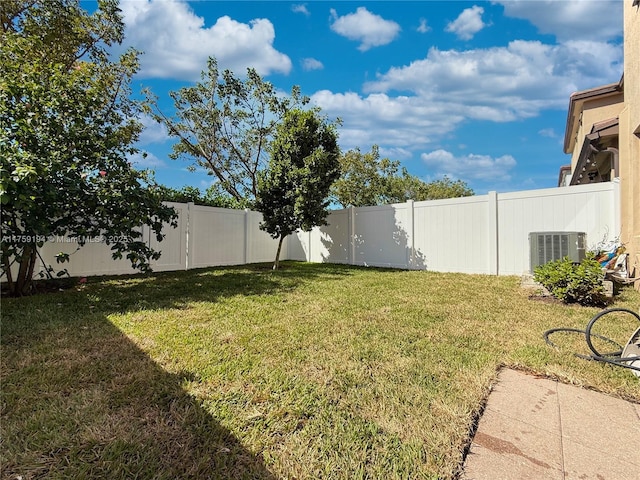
[2,262,639,479]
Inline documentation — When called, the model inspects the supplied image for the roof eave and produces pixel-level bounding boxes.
[563,76,624,154]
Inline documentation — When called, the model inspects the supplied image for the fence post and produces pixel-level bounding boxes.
[244,209,251,265]
[612,178,621,239]
[186,202,194,270]
[406,200,415,269]
[349,206,356,266]
[487,192,499,275]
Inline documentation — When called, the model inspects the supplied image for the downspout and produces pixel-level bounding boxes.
[604,147,619,178]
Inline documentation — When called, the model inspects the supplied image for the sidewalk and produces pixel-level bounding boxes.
[462,369,640,480]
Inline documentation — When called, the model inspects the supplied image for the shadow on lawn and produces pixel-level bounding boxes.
[78,261,357,314]
[1,262,361,479]
[1,305,278,479]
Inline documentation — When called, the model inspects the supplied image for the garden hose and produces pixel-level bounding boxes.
[543,308,640,374]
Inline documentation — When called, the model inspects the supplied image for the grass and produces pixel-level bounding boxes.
[2,262,639,479]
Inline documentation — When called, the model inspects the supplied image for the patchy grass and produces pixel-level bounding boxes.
[2,262,639,479]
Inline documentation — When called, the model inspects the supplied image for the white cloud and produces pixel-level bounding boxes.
[329,7,401,51]
[129,151,165,169]
[363,40,622,120]
[380,146,413,161]
[301,57,324,71]
[445,5,487,41]
[538,128,557,138]
[119,0,291,81]
[291,4,310,16]
[138,114,169,145]
[421,149,516,182]
[417,18,431,34]
[310,90,465,152]
[495,0,622,42]
[309,32,621,169]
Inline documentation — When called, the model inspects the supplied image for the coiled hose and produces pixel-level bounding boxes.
[543,307,640,374]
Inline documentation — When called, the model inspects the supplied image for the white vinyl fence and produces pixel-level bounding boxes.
[9,202,287,279]
[290,181,619,276]
[3,181,619,280]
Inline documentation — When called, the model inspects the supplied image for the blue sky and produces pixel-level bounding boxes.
[107,0,624,195]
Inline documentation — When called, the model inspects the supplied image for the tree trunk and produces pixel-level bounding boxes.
[14,245,37,296]
[2,245,14,295]
[273,234,285,270]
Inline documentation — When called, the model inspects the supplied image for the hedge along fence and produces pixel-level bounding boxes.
[2,181,619,280]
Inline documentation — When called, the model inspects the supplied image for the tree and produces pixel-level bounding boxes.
[155,183,243,209]
[331,146,473,207]
[1,0,176,296]
[147,58,308,207]
[255,109,341,269]
[330,145,402,207]
[407,175,474,201]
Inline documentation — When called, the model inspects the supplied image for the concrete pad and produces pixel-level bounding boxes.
[562,439,640,480]
[462,369,640,480]
[463,407,563,479]
[556,382,640,467]
[482,369,561,436]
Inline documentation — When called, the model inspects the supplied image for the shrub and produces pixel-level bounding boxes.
[533,253,607,306]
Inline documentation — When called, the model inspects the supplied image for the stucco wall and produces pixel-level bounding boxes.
[569,97,624,170]
[621,1,640,282]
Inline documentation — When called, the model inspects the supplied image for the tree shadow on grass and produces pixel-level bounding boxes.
[1,306,278,479]
[65,261,356,315]
[1,262,361,479]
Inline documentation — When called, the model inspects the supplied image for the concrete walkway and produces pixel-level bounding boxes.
[462,369,640,480]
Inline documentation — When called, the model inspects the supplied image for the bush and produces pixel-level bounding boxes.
[533,254,607,306]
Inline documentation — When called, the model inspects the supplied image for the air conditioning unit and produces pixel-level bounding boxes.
[529,232,586,272]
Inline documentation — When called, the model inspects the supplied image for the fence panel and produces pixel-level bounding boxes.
[310,209,351,264]
[1,182,619,283]
[288,231,310,262]
[413,195,491,274]
[188,205,246,268]
[245,210,285,264]
[37,233,140,277]
[146,201,188,272]
[30,201,189,277]
[497,182,617,275]
[352,204,412,269]
[296,182,617,276]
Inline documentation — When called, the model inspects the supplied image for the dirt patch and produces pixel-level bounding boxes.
[1,277,83,297]
[527,294,564,305]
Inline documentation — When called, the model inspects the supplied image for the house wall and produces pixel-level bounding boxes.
[620,0,640,281]
[569,96,624,170]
